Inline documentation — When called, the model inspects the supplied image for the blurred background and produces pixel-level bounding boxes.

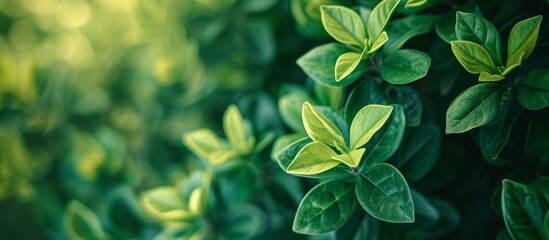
[0,0,304,238]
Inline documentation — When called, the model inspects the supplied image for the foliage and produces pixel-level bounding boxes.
[0,0,548,239]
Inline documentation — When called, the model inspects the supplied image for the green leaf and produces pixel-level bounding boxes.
[287,141,340,175]
[368,31,388,54]
[479,87,521,162]
[314,82,343,109]
[385,14,439,53]
[379,49,431,84]
[387,85,422,126]
[64,200,105,240]
[293,180,357,234]
[317,106,350,143]
[321,5,366,48]
[335,51,364,82]
[140,186,195,221]
[297,43,366,87]
[391,124,441,182]
[332,148,366,168]
[361,105,405,166]
[350,105,393,150]
[502,179,549,240]
[450,40,498,75]
[545,212,549,239]
[220,204,265,239]
[405,0,428,8]
[344,78,389,123]
[517,69,549,110]
[446,83,504,134]
[302,102,346,148]
[524,113,549,169]
[479,71,505,82]
[275,137,311,171]
[506,15,543,69]
[367,0,401,40]
[224,105,254,154]
[278,91,310,132]
[182,129,238,165]
[356,163,414,223]
[455,11,503,65]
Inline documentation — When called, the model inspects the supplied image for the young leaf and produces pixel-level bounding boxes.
[502,179,549,240]
[361,105,405,167]
[302,102,346,148]
[64,200,105,240]
[316,106,350,144]
[368,31,388,54]
[293,180,357,234]
[506,16,543,70]
[320,5,366,48]
[446,83,504,134]
[405,0,428,8]
[368,0,401,41]
[275,137,312,171]
[479,87,521,162]
[450,40,498,75]
[332,148,366,168]
[379,49,431,84]
[183,129,238,165]
[350,105,393,150]
[455,11,503,65]
[335,51,364,82]
[516,69,549,110]
[479,71,505,82]
[224,105,254,154]
[286,141,340,175]
[297,43,366,87]
[140,187,194,221]
[356,163,414,223]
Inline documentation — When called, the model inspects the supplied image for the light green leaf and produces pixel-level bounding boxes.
[140,186,195,222]
[350,104,393,150]
[385,14,439,53]
[361,105,405,166]
[321,5,366,47]
[450,40,498,75]
[297,43,366,87]
[356,163,414,223]
[287,141,340,175]
[182,129,238,165]
[335,51,364,82]
[293,180,357,234]
[405,0,428,8]
[479,71,505,82]
[446,83,504,134]
[368,31,388,54]
[502,179,549,240]
[517,69,549,110]
[223,105,255,155]
[314,82,343,109]
[302,101,346,148]
[332,148,366,168]
[506,15,543,69]
[455,11,503,65]
[275,136,311,171]
[64,200,105,240]
[379,49,431,84]
[344,78,389,123]
[368,0,401,40]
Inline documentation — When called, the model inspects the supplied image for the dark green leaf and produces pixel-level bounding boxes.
[388,85,422,126]
[314,82,343,109]
[297,43,366,87]
[293,180,357,234]
[384,14,440,53]
[391,124,441,182]
[357,163,414,223]
[455,11,503,65]
[446,83,504,133]
[63,200,105,240]
[379,49,431,84]
[344,78,389,123]
[502,179,549,240]
[516,69,549,110]
[524,113,549,169]
[275,137,312,171]
[220,204,265,239]
[479,87,521,162]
